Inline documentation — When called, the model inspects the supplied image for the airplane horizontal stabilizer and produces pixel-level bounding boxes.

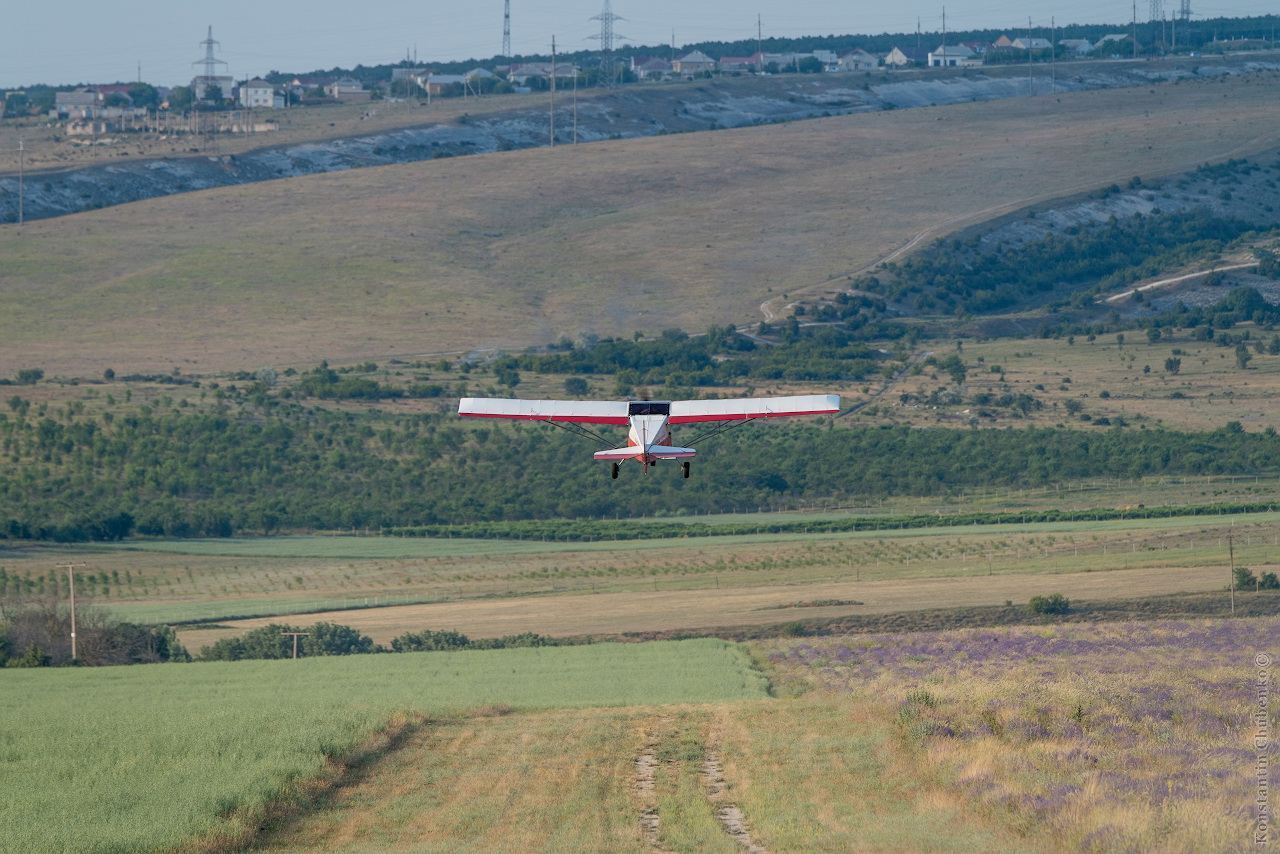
[593,445,697,461]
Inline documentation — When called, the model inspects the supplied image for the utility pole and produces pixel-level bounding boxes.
[1132,0,1140,59]
[1229,533,1236,615]
[16,139,24,224]
[1051,17,1056,91]
[503,0,511,57]
[549,35,556,147]
[757,14,763,67]
[58,563,87,661]
[1028,17,1034,93]
[281,631,310,659]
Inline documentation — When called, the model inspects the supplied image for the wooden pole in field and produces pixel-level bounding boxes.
[58,563,87,661]
[1229,534,1236,615]
[282,632,310,659]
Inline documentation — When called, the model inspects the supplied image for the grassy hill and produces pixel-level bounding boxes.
[4,67,1280,377]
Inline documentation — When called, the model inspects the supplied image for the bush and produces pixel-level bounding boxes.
[1233,566,1257,589]
[1028,593,1070,615]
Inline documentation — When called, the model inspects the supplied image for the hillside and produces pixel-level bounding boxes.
[3,56,1276,224]
[3,64,1280,377]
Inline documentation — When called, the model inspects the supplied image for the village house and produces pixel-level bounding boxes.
[717,56,757,73]
[239,78,275,108]
[1096,33,1141,54]
[192,75,235,101]
[54,88,97,118]
[630,57,674,80]
[840,49,879,71]
[1012,37,1054,51]
[928,44,977,67]
[883,46,930,67]
[326,78,370,102]
[672,50,717,77]
[1059,38,1095,56]
[506,63,579,87]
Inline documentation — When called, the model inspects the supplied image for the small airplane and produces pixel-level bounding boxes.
[458,394,840,478]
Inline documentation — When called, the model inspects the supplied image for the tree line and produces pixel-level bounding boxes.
[495,324,882,391]
[1,600,188,667]
[3,392,1280,540]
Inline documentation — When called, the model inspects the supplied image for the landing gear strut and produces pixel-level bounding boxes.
[611,462,620,479]
[681,461,690,479]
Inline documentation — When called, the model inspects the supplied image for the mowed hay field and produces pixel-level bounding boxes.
[3,70,1280,376]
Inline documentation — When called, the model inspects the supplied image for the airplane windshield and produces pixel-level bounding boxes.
[629,402,671,416]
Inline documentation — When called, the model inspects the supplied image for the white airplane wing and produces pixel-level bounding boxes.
[669,394,840,424]
[458,397,631,425]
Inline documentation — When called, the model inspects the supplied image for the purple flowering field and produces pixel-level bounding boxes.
[759,617,1278,853]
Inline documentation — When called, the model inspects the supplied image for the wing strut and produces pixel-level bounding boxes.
[543,418,616,449]
[682,416,761,447]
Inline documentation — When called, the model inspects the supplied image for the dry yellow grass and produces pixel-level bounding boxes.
[4,70,1280,377]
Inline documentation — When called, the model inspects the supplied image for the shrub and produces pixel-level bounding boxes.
[1028,593,1070,615]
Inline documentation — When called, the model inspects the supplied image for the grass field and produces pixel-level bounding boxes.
[0,639,766,854]
[12,616,1263,853]
[4,69,1280,377]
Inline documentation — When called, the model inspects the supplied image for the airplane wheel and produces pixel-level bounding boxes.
[611,463,619,479]
[682,461,690,479]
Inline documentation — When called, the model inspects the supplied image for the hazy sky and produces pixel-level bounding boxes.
[4,0,1275,88]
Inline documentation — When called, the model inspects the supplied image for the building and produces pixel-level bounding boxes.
[840,49,880,71]
[630,57,673,80]
[1012,37,1053,51]
[1096,33,1140,53]
[506,63,579,87]
[239,78,275,108]
[55,88,97,117]
[883,46,929,67]
[672,50,717,77]
[1059,39,1094,56]
[929,44,978,67]
[325,78,370,102]
[192,75,235,101]
[717,56,757,73]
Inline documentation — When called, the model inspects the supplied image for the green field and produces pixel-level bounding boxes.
[0,639,766,854]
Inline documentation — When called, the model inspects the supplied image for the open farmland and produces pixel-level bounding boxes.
[6,616,1266,853]
[0,639,766,854]
[3,68,1280,377]
[8,508,1275,619]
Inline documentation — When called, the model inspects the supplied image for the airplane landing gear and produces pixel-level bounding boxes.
[681,461,690,479]
[611,462,619,479]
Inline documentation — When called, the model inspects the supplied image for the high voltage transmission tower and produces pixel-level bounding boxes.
[194,26,227,84]
[591,0,627,87]
[503,0,511,57]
